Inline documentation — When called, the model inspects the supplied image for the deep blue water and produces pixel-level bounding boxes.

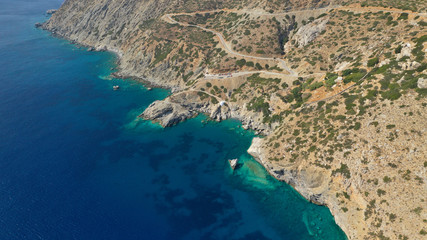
[0,1,347,239]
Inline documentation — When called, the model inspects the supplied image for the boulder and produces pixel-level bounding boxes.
[46,9,57,15]
[396,43,412,60]
[417,78,427,89]
[379,59,390,67]
[228,159,238,170]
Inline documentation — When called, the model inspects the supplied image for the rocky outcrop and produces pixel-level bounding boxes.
[396,43,412,60]
[141,90,211,126]
[398,60,421,71]
[248,137,330,205]
[46,9,56,15]
[141,91,273,134]
[418,78,427,89]
[209,102,231,121]
[284,17,328,51]
[140,100,195,127]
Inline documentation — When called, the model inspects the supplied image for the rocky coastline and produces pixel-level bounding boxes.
[39,1,427,239]
[39,10,351,240]
[41,17,343,234]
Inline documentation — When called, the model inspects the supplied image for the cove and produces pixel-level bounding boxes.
[0,1,346,239]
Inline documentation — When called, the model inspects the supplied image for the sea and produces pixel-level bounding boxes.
[0,0,347,239]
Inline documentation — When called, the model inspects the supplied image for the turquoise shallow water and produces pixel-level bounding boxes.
[0,0,347,239]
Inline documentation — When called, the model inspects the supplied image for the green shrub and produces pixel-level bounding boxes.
[236,59,246,67]
[343,68,367,83]
[247,96,270,117]
[416,88,427,98]
[309,81,324,90]
[293,79,301,86]
[211,97,218,104]
[335,115,346,121]
[247,73,280,85]
[291,87,303,106]
[354,122,361,130]
[377,189,386,196]
[281,82,289,89]
[397,13,408,20]
[183,71,193,82]
[317,13,327,19]
[395,45,402,54]
[383,176,392,183]
[317,101,325,109]
[245,61,254,67]
[416,63,427,72]
[197,91,209,100]
[368,57,379,67]
[371,65,389,75]
[381,89,401,100]
[370,121,379,127]
[332,163,351,178]
[365,89,378,100]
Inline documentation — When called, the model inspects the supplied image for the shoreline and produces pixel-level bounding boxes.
[39,20,331,196]
[38,23,349,239]
[37,1,427,238]
[247,137,350,239]
[40,27,178,92]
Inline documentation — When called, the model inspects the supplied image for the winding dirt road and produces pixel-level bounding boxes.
[162,5,425,81]
[163,14,298,77]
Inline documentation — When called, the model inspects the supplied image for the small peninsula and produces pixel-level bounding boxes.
[42,0,427,239]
